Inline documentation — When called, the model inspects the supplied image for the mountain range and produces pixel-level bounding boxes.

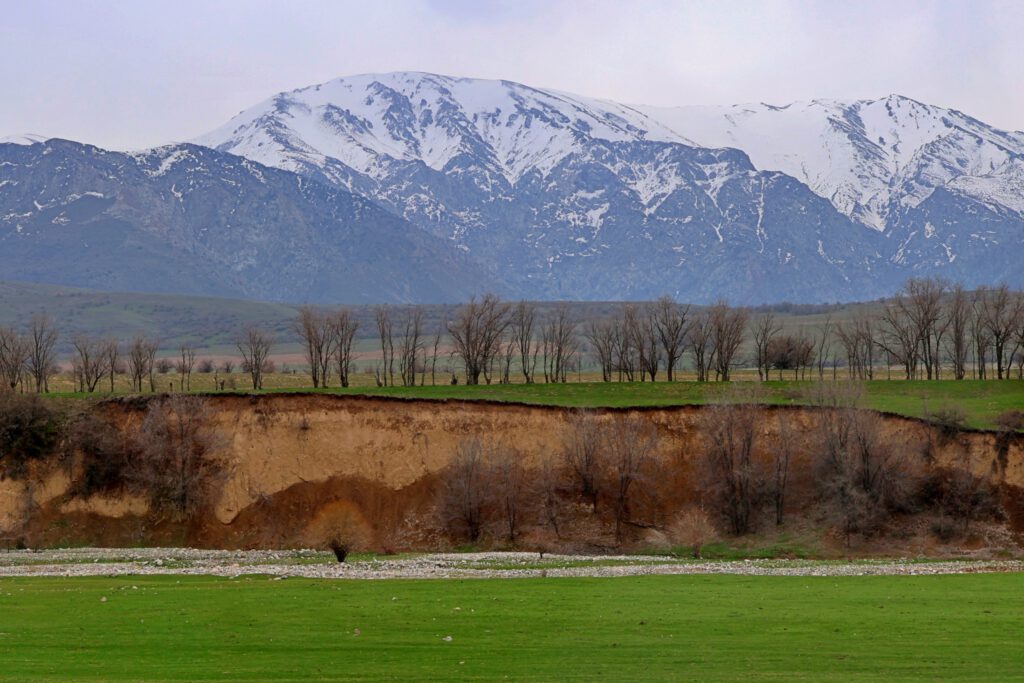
[3,72,1022,304]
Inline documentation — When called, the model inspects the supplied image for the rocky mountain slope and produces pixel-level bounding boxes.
[0,138,490,303]
[199,73,1023,301]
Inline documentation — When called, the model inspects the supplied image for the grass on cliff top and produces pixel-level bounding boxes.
[48,378,1023,430]
[296,379,1023,430]
[1,573,1022,682]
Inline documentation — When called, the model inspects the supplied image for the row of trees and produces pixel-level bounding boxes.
[2,278,1022,394]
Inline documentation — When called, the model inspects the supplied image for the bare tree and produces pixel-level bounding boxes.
[486,444,527,543]
[0,327,30,392]
[295,307,336,389]
[26,314,58,393]
[751,312,782,381]
[374,306,395,386]
[440,437,487,542]
[428,316,444,386]
[625,304,660,382]
[103,339,120,393]
[700,389,764,535]
[237,326,274,390]
[333,309,359,388]
[766,334,815,380]
[562,411,605,513]
[978,284,1024,379]
[688,309,715,382]
[814,316,834,380]
[653,296,690,381]
[128,395,225,519]
[177,343,197,392]
[71,334,110,393]
[809,383,911,544]
[127,335,157,393]
[397,307,424,387]
[541,304,577,384]
[772,414,797,525]
[533,457,565,538]
[448,294,511,385]
[584,319,617,382]
[511,301,538,384]
[945,284,971,381]
[709,302,747,381]
[605,418,659,540]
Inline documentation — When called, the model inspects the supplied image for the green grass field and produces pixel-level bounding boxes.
[275,379,1023,430]
[1,574,1022,681]
[47,378,1024,430]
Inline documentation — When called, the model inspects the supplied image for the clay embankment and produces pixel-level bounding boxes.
[1,394,1021,550]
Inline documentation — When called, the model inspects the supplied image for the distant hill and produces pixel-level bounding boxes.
[0,139,494,304]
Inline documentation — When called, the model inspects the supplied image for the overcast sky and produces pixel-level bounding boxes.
[2,0,1021,150]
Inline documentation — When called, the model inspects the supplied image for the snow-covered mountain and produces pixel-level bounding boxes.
[197,73,1023,302]
[0,138,491,303]
[639,95,1024,231]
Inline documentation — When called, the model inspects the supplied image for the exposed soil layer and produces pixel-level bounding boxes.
[2,394,1022,553]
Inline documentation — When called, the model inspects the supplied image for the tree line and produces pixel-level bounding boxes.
[1,278,1022,395]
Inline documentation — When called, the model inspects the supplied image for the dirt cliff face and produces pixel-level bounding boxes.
[1,394,1021,551]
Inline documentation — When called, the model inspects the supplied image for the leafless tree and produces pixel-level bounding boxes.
[610,318,636,382]
[332,309,359,388]
[295,306,335,389]
[605,417,659,540]
[103,339,120,393]
[440,437,487,542]
[751,312,782,381]
[448,294,511,385]
[511,301,538,384]
[127,335,158,393]
[128,395,225,519]
[374,306,395,386]
[624,304,660,382]
[808,383,911,544]
[562,410,605,513]
[700,389,764,535]
[177,343,197,392]
[486,443,527,543]
[978,283,1024,379]
[945,284,971,380]
[772,414,797,525]
[533,457,565,538]
[26,314,58,393]
[541,304,577,384]
[653,296,690,381]
[397,307,424,387]
[71,334,109,393]
[688,309,715,382]
[814,316,834,380]
[428,316,444,386]
[709,301,747,381]
[837,314,877,380]
[237,326,274,390]
[584,319,617,382]
[0,327,30,392]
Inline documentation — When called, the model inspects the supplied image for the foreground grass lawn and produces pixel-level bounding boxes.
[1,574,1022,681]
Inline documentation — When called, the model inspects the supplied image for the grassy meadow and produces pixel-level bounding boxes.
[1,573,1022,681]
[47,376,1024,430]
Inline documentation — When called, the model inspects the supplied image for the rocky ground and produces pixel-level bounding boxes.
[0,548,1021,580]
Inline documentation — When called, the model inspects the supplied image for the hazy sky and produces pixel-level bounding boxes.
[2,0,1021,149]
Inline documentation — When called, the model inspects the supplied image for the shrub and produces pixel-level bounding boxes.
[926,407,968,443]
[0,394,63,479]
[65,412,132,496]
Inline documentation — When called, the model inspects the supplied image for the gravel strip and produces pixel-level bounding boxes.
[0,548,1021,579]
